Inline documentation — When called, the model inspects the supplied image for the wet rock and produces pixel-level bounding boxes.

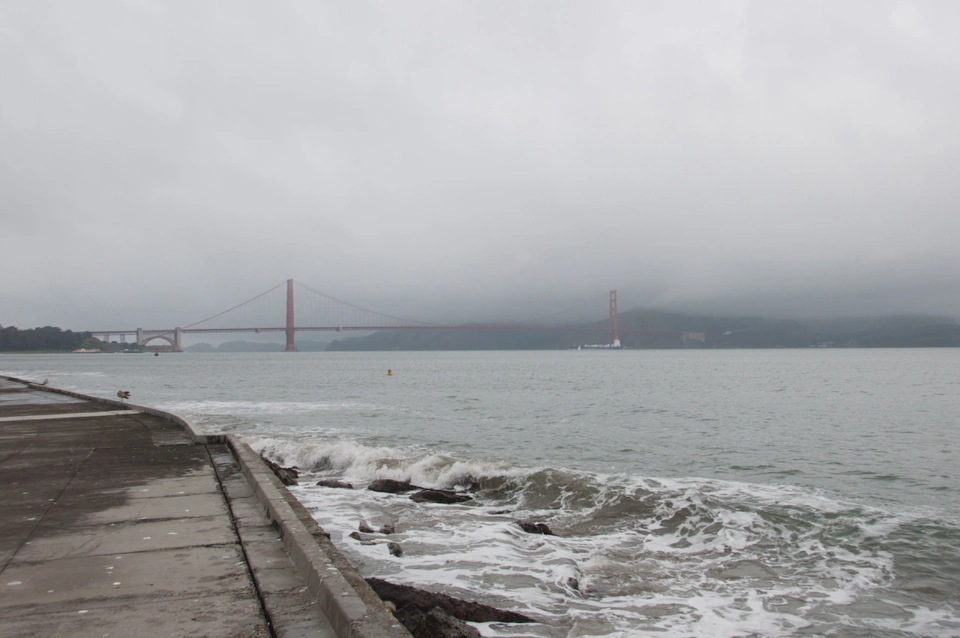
[379,523,396,535]
[368,479,416,493]
[566,577,580,592]
[366,578,534,624]
[410,489,473,504]
[359,522,375,533]
[396,604,482,638]
[388,542,404,557]
[348,531,376,545]
[461,480,484,493]
[316,479,353,489]
[489,509,512,515]
[394,604,427,635]
[423,608,482,638]
[261,456,299,486]
[518,521,554,535]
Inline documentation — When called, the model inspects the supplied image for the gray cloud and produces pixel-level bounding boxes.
[2,0,959,330]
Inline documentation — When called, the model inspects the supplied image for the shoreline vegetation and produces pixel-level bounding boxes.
[0,326,141,353]
[4,310,960,353]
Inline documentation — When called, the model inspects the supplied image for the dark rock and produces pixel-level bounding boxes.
[261,456,299,486]
[366,578,534,624]
[461,480,483,493]
[388,542,403,557]
[348,531,376,545]
[316,479,353,489]
[566,577,580,592]
[395,604,482,638]
[423,608,481,638]
[359,522,375,533]
[379,523,396,535]
[394,604,427,635]
[518,521,554,535]
[489,509,512,515]
[410,489,473,504]
[368,479,416,493]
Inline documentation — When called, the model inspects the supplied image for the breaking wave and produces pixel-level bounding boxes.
[252,435,960,637]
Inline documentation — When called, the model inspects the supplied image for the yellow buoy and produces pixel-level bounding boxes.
[387,369,393,376]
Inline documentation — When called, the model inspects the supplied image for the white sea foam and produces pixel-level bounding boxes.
[248,436,528,489]
[264,436,960,637]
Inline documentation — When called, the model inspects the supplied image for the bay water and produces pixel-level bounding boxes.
[2,349,958,636]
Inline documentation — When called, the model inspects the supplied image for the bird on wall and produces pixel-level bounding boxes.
[117,390,131,401]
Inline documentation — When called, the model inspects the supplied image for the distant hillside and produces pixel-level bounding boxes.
[1,326,96,352]
[798,315,959,346]
[187,340,282,353]
[0,325,143,352]
[325,326,600,351]
[324,310,960,351]
[616,310,818,349]
[186,339,331,353]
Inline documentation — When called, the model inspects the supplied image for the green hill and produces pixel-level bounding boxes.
[0,326,97,352]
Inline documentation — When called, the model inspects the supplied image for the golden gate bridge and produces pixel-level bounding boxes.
[89,279,659,351]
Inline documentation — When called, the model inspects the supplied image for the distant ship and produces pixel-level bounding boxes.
[580,339,623,350]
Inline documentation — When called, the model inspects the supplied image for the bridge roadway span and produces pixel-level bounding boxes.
[0,376,409,638]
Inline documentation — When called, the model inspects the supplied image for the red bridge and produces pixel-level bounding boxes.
[90,279,637,351]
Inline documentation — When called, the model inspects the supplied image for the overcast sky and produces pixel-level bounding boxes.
[2,0,959,330]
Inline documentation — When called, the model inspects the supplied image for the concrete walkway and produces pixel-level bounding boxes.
[0,378,407,638]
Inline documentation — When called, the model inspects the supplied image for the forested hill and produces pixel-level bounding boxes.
[324,310,960,351]
[0,326,96,352]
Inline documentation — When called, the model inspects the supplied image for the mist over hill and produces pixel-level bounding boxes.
[325,310,960,351]
[185,340,330,353]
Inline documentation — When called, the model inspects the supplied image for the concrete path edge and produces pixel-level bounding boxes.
[0,375,410,638]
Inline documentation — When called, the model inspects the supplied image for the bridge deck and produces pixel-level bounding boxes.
[0,378,339,637]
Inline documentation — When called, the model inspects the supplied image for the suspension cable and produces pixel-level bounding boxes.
[183,281,287,329]
[293,280,443,326]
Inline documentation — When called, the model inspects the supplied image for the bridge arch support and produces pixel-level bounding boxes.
[137,327,182,352]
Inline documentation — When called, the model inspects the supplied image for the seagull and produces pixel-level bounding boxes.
[117,390,131,401]
[41,379,48,386]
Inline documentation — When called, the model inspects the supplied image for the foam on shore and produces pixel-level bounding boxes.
[252,434,960,637]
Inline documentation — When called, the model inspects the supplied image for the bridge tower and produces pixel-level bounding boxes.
[609,290,619,346]
[285,279,297,352]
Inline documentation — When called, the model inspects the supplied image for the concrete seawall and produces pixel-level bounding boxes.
[0,375,410,638]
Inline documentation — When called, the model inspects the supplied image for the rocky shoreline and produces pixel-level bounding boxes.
[262,456,548,636]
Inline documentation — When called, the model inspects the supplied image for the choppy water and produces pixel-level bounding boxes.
[3,349,959,636]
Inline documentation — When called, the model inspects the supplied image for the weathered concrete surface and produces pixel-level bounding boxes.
[0,376,402,638]
[228,437,410,638]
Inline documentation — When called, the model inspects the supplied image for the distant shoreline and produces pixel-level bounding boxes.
[4,344,960,355]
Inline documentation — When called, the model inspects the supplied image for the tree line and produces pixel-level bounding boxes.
[0,326,95,352]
